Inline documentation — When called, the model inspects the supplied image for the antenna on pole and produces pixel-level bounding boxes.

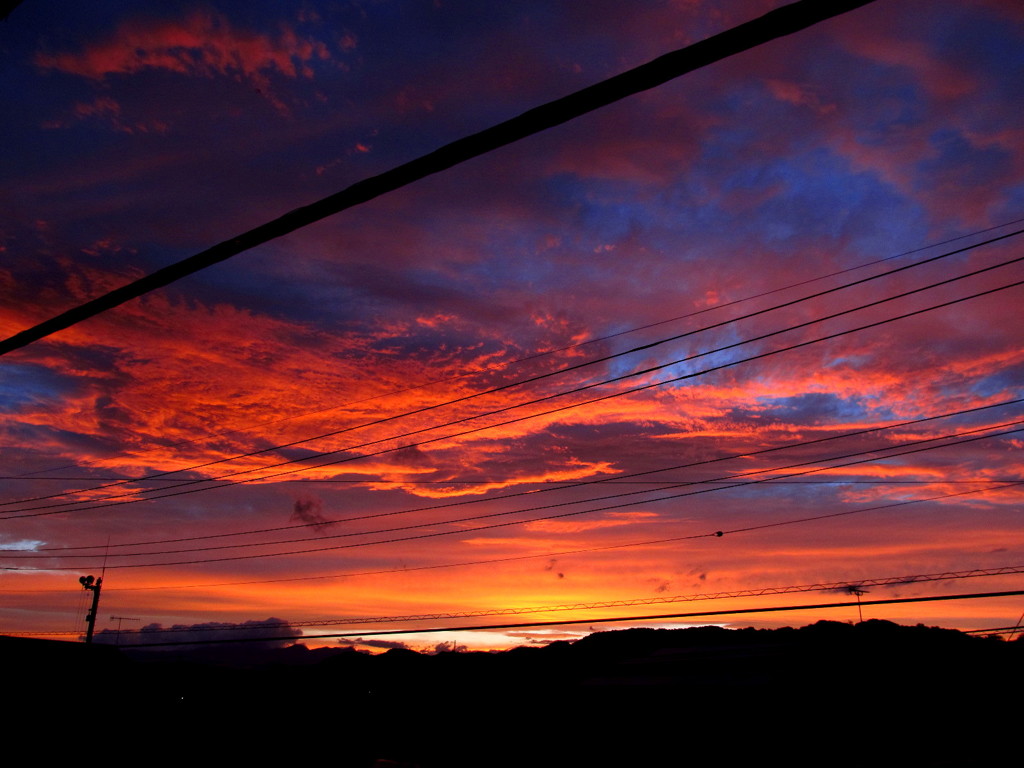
[100,536,110,580]
[1006,611,1024,642]
[848,585,868,623]
[110,615,140,646]
[79,575,103,644]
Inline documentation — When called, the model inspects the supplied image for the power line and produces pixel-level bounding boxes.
[17,563,1024,636]
[5,298,1022,529]
[6,480,1018,594]
[7,434,1020,569]
[51,564,1024,635]
[8,255,1023,518]
[16,214,1022,485]
[963,626,1022,636]
[13,227,1018,510]
[0,477,1017,485]
[247,567,1024,626]
[21,421,1023,560]
[63,474,1024,569]
[0,0,879,357]
[80,590,1024,647]
[211,275,1023,491]
[18,396,1023,551]
[10,478,1011,592]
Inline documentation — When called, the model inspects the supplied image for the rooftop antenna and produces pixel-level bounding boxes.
[848,585,868,623]
[100,536,110,580]
[110,615,141,645]
[1006,611,1024,642]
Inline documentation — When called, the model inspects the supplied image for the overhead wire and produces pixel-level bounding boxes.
[6,245,1023,518]
[4,290,1019,532]
[60,590,1024,647]
[0,476,1018,485]
[4,480,1019,590]
[16,396,1023,551]
[132,564,1024,626]
[17,563,1024,635]
[6,425,1021,569]
[25,232,1024,500]
[4,222,1011,507]
[9,218,1022,498]
[963,626,1022,636]
[13,214,1023,486]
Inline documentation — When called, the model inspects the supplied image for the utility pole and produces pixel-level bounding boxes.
[79,575,102,644]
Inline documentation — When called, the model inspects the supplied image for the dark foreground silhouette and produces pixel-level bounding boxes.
[5,620,1020,766]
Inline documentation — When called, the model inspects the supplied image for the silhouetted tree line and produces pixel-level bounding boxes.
[4,621,1020,767]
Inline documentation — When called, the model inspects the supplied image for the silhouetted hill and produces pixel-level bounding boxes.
[4,621,1020,766]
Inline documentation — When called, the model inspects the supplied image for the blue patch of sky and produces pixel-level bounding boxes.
[751,392,875,426]
[0,537,44,552]
[647,324,753,390]
[595,345,664,385]
[0,363,77,413]
[822,350,876,372]
[186,242,373,328]
[812,50,928,146]
[2,420,116,463]
[721,148,927,262]
[450,171,675,299]
[854,83,925,146]
[939,14,1024,107]
[5,0,129,43]
[710,476,848,507]
[347,262,505,321]
[651,178,736,253]
[963,364,1024,404]
[651,78,933,265]
[993,181,1024,224]
[528,172,739,305]
[353,0,526,61]
[195,236,507,331]
[477,247,562,292]
[455,223,563,290]
[920,128,1013,189]
[490,137,936,333]
[540,173,659,244]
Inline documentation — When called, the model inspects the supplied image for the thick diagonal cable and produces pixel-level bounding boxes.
[11,422,1021,566]
[24,396,1022,552]
[10,227,1020,512]
[8,258,1023,519]
[0,0,878,358]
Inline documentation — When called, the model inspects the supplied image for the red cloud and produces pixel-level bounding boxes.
[42,96,170,134]
[765,79,837,116]
[35,10,332,84]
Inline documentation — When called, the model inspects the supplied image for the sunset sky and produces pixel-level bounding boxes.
[2,0,1023,652]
